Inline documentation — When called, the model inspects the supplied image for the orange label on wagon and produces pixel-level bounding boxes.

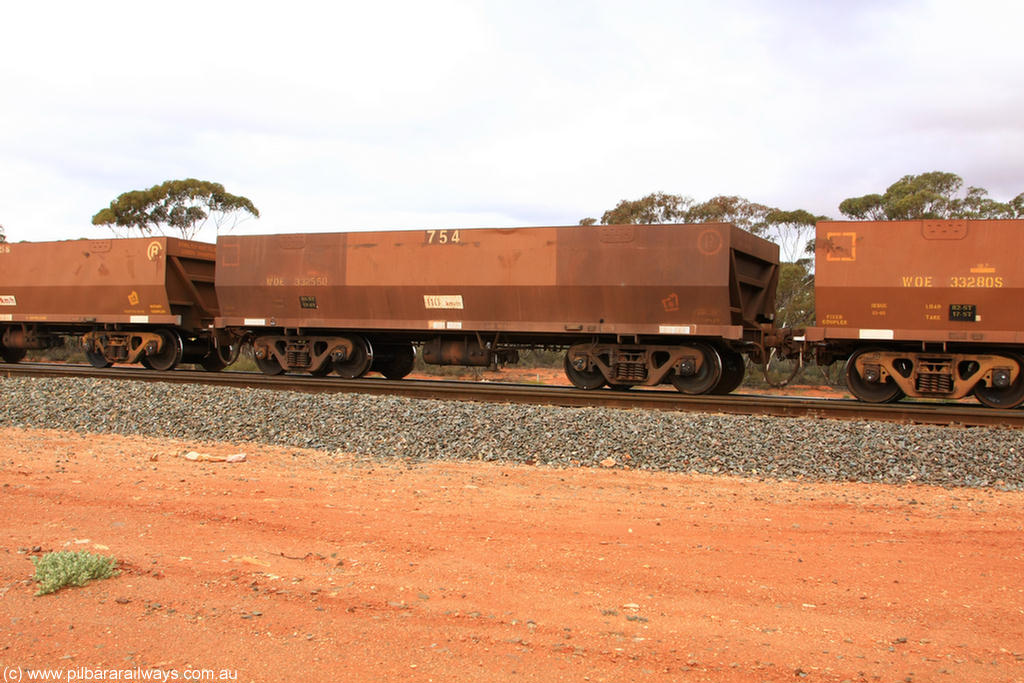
[825,232,856,261]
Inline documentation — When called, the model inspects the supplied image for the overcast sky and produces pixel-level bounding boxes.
[2,0,1022,243]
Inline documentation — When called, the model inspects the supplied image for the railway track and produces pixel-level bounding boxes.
[3,362,1023,429]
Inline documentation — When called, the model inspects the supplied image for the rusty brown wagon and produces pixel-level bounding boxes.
[0,237,225,370]
[809,219,1024,408]
[215,223,781,393]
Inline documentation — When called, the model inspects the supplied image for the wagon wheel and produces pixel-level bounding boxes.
[254,353,285,376]
[0,345,27,363]
[845,347,904,403]
[200,352,228,372]
[144,329,183,372]
[608,383,633,391]
[309,361,333,377]
[761,346,804,388]
[333,336,373,379]
[85,347,113,369]
[670,343,722,395]
[563,353,606,390]
[374,344,415,380]
[200,340,237,372]
[974,354,1024,409]
[709,346,745,395]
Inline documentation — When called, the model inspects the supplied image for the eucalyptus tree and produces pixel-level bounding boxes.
[92,179,259,239]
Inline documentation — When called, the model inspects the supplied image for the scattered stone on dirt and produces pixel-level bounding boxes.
[0,375,1022,489]
[0,376,1019,489]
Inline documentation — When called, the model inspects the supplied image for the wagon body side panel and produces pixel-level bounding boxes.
[215,223,778,341]
[0,238,177,326]
[811,219,1024,344]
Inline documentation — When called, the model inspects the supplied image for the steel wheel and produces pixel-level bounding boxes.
[670,343,722,395]
[309,361,333,377]
[974,354,1024,408]
[333,336,373,379]
[563,353,606,390]
[199,340,237,372]
[709,346,745,395]
[373,344,415,380]
[144,329,183,371]
[200,352,228,372]
[846,347,904,403]
[85,347,112,369]
[255,354,285,376]
[1,345,27,363]
[608,383,634,391]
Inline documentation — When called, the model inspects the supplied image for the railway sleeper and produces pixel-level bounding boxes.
[565,342,718,389]
[847,349,1022,403]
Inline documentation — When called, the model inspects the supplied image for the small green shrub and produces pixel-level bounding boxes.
[223,344,258,372]
[31,550,119,596]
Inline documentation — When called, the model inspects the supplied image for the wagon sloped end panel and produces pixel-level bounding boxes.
[809,219,1024,406]
[215,223,778,340]
[214,224,780,389]
[161,238,220,331]
[554,223,778,340]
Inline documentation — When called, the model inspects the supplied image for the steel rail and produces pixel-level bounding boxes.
[3,362,1023,428]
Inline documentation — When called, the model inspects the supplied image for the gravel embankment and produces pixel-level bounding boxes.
[1,376,1021,489]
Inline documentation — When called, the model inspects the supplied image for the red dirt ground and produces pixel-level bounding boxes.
[2,427,1022,682]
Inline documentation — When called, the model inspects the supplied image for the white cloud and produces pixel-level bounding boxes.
[1,0,1022,242]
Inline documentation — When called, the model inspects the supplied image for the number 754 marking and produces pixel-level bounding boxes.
[425,229,461,245]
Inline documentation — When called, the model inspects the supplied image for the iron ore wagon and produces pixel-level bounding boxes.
[0,237,226,370]
[810,219,1024,407]
[215,223,781,393]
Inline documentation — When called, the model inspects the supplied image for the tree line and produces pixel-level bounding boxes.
[838,172,1023,222]
[582,171,1023,260]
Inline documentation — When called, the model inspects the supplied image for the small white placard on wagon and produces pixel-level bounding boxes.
[0,295,16,306]
[424,295,464,310]
[858,328,894,340]
[429,320,463,330]
[659,325,692,335]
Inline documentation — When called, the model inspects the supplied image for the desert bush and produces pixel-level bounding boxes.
[31,550,118,596]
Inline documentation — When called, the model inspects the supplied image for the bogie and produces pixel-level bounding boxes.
[563,341,736,396]
[841,347,1024,406]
